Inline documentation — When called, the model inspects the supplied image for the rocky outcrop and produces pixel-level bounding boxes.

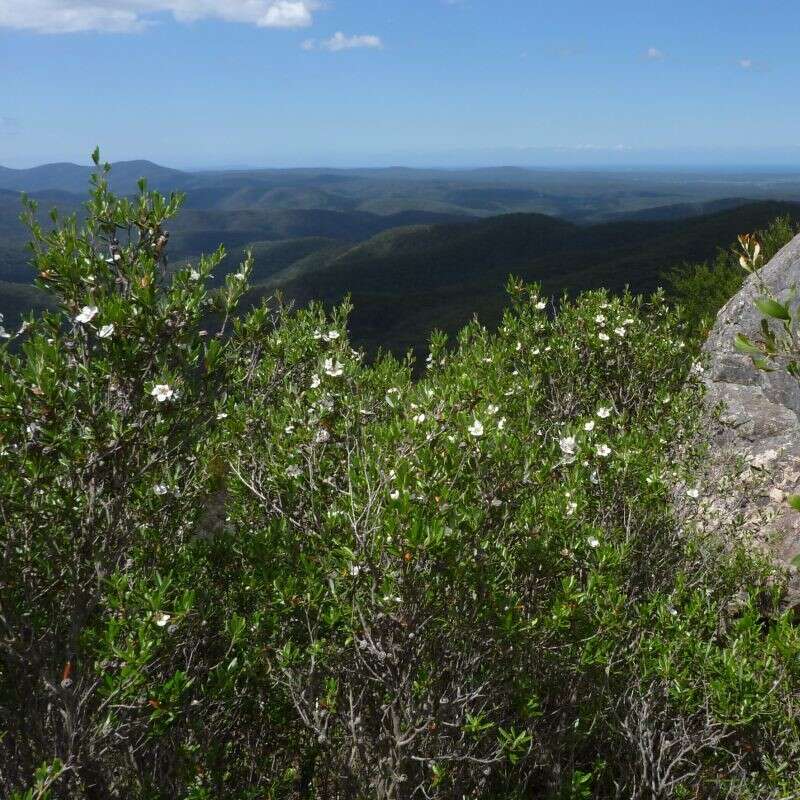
[703,233,800,592]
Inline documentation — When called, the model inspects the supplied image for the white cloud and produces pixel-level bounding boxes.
[738,57,769,71]
[566,144,631,151]
[304,31,383,52]
[0,0,321,34]
[645,46,664,60]
[321,31,382,51]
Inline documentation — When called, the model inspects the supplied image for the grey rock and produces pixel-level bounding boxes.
[702,233,800,604]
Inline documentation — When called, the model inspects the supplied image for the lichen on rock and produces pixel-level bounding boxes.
[703,233,800,604]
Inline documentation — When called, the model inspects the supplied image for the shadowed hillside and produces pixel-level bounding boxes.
[2,174,799,362]
[248,201,800,358]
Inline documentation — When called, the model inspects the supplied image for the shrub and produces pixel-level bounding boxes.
[2,163,800,799]
[0,152,252,797]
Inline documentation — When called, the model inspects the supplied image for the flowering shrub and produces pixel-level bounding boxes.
[2,163,800,799]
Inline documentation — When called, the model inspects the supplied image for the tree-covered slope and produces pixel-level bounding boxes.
[247,200,800,358]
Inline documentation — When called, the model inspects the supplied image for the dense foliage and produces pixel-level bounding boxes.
[2,162,800,799]
[665,215,799,342]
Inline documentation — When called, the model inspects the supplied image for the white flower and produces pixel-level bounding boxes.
[614,327,626,337]
[584,420,595,432]
[314,428,330,444]
[310,374,321,389]
[233,272,246,280]
[686,487,700,499]
[150,384,174,403]
[596,407,612,418]
[566,501,578,516]
[324,358,344,377]
[153,484,169,496]
[154,612,171,627]
[596,444,612,457]
[559,436,577,455]
[326,330,340,340]
[285,424,295,433]
[189,269,201,281]
[98,323,115,339]
[623,318,634,325]
[75,305,99,324]
[0,326,11,339]
[216,412,228,420]
[691,361,704,375]
[587,537,600,549]
[590,470,599,484]
[598,332,610,342]
[286,465,303,479]
[349,564,361,577]
[497,417,507,431]
[468,419,484,437]
[535,301,547,310]
[487,404,499,415]
[412,413,426,424]
[313,329,323,340]
[594,314,606,324]
[389,489,400,500]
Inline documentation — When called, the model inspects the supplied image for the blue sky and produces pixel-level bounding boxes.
[1,0,799,168]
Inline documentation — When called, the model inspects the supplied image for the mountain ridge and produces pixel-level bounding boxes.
[3,160,800,221]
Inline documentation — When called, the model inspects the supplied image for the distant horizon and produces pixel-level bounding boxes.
[4,149,800,175]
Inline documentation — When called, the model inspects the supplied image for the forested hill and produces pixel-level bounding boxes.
[1,182,799,360]
[244,200,800,358]
[4,160,800,219]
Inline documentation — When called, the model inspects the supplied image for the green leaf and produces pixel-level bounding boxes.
[752,357,774,372]
[787,495,800,512]
[733,333,761,355]
[755,296,791,321]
